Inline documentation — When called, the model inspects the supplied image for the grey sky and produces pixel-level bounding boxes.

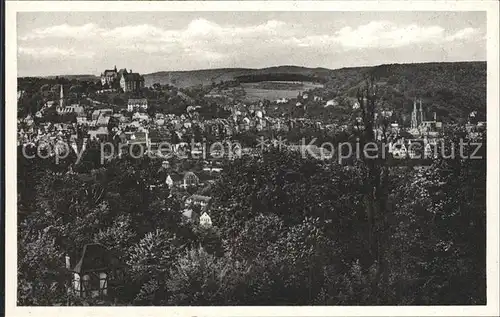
[17,11,486,76]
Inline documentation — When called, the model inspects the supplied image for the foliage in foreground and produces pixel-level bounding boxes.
[17,133,486,305]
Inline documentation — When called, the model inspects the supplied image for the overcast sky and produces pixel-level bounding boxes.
[17,11,486,77]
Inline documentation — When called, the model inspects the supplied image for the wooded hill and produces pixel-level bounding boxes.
[25,61,486,122]
[144,62,486,122]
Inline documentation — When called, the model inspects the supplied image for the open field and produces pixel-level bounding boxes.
[241,81,324,102]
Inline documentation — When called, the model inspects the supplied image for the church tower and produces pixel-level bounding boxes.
[59,84,64,108]
[411,98,418,129]
[419,99,424,125]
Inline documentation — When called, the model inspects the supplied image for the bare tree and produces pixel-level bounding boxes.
[355,75,391,303]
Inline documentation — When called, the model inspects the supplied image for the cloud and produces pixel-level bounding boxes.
[18,46,95,59]
[90,18,287,59]
[19,18,288,45]
[280,21,483,51]
[19,23,103,40]
[287,21,444,50]
[18,19,483,62]
[445,27,480,41]
[183,47,225,61]
[335,21,446,49]
[101,24,168,41]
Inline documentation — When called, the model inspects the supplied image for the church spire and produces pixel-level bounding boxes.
[59,84,64,108]
[419,99,423,124]
[411,98,418,129]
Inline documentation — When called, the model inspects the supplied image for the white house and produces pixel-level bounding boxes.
[324,99,336,108]
[200,212,212,227]
[127,98,148,112]
[165,175,174,188]
[185,194,211,208]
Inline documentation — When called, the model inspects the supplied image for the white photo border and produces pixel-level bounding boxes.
[5,1,500,316]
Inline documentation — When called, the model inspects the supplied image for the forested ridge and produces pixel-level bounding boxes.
[21,61,486,122]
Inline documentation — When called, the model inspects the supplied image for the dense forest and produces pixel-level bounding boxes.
[363,62,487,123]
[235,73,327,84]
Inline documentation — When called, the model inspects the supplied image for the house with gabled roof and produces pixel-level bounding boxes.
[124,131,149,148]
[88,127,109,141]
[181,171,200,189]
[185,194,211,208]
[165,173,183,188]
[182,195,212,222]
[68,243,125,299]
[127,98,148,112]
[200,212,213,227]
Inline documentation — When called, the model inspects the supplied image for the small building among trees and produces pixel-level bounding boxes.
[68,244,125,299]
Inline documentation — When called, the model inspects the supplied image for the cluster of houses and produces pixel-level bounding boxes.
[21,80,486,167]
[18,93,454,165]
[17,118,80,158]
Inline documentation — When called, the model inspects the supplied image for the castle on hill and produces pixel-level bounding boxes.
[100,66,145,92]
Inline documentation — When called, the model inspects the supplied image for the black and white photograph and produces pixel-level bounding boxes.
[4,1,500,315]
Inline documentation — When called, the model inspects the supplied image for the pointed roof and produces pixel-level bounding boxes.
[168,173,183,182]
[183,171,199,183]
[166,174,173,184]
[123,73,144,82]
[71,243,124,274]
[182,209,194,219]
[118,68,128,78]
[103,69,118,76]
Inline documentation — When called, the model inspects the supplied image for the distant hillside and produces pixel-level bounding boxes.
[144,62,486,122]
[365,62,487,122]
[144,66,337,88]
[43,74,100,82]
[24,62,485,122]
[145,68,252,88]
